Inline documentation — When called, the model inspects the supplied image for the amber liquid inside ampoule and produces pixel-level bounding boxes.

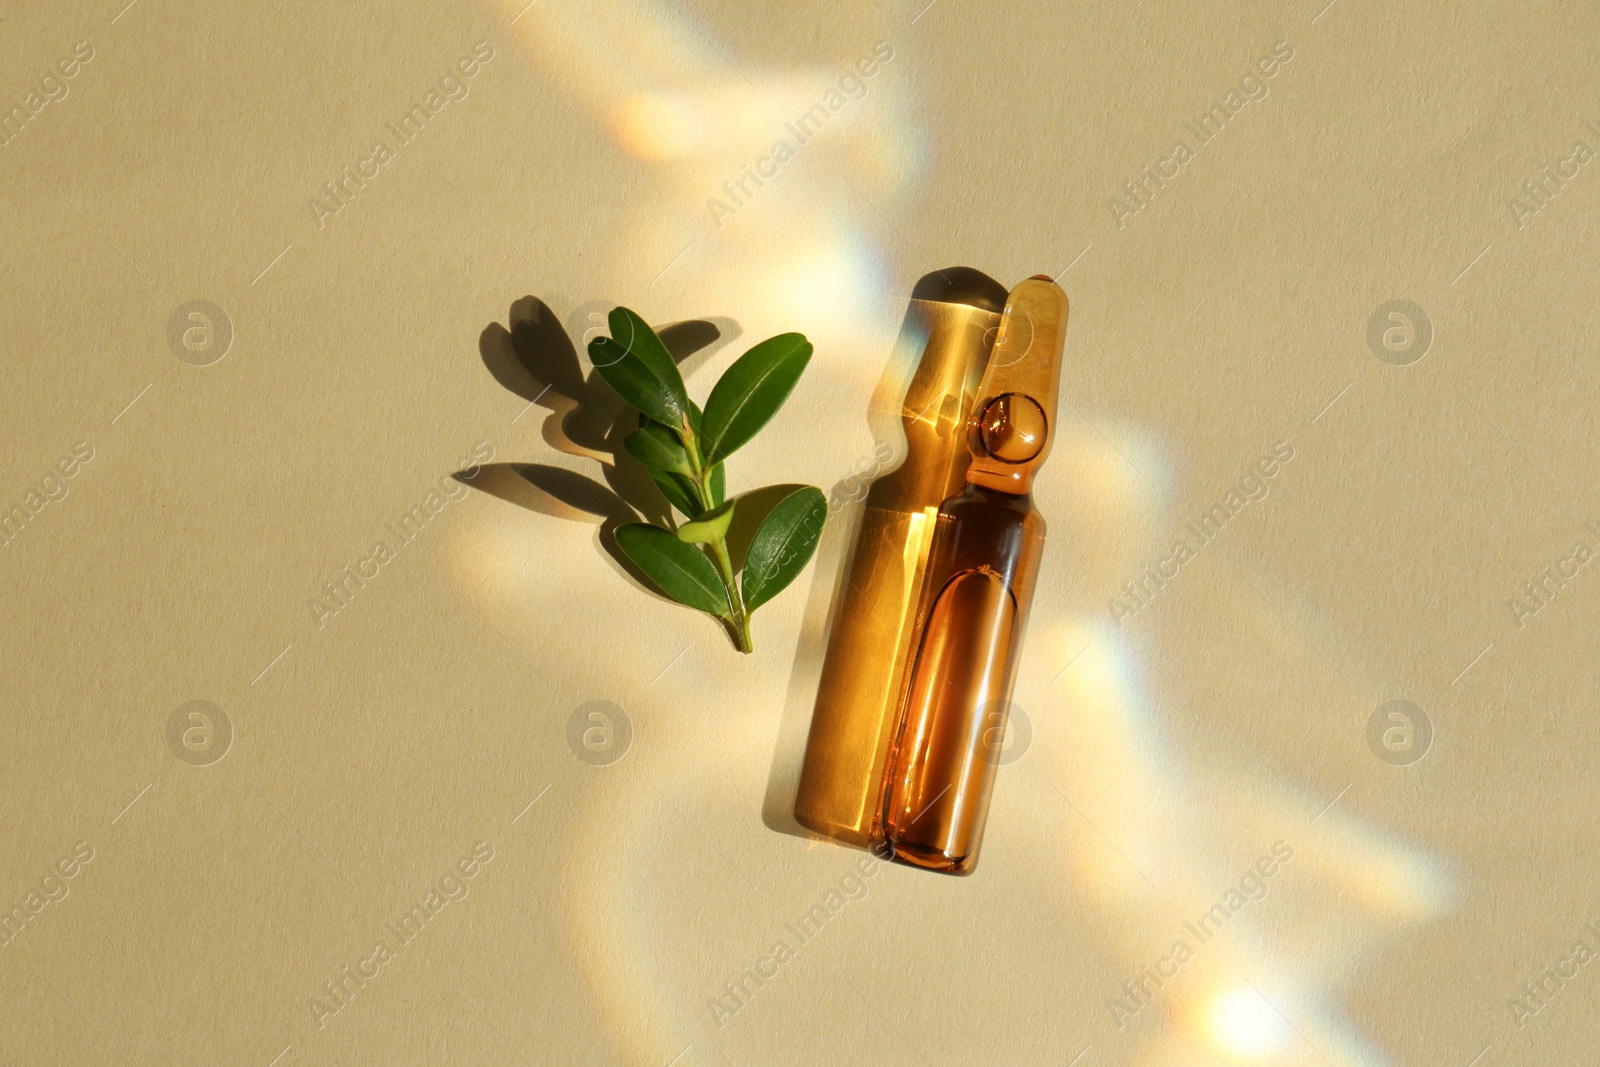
[882,484,1044,874]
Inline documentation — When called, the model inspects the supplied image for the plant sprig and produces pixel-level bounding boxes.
[590,307,826,653]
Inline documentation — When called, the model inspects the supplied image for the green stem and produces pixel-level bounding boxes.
[681,423,708,488]
[682,426,752,653]
[707,537,752,653]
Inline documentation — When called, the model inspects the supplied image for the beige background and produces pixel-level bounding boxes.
[3,0,1598,1063]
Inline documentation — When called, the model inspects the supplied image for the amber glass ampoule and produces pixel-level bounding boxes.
[794,269,1007,849]
[882,276,1069,874]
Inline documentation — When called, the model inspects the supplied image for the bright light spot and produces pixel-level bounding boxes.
[766,231,883,337]
[611,93,699,161]
[1205,986,1292,1060]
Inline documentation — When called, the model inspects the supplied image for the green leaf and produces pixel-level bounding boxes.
[648,468,702,518]
[741,486,827,612]
[588,337,679,428]
[588,307,691,430]
[677,500,735,544]
[608,307,683,393]
[647,459,724,519]
[701,333,813,463]
[615,523,730,617]
[708,462,725,507]
[623,423,692,475]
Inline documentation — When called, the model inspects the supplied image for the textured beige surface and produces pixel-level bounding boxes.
[3,0,1598,1064]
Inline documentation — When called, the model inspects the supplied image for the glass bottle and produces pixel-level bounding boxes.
[794,269,1007,849]
[881,277,1069,874]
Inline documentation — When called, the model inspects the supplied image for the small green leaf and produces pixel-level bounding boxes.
[648,468,702,518]
[588,337,680,428]
[708,461,725,507]
[615,523,729,617]
[588,308,691,430]
[741,486,827,612]
[677,500,735,544]
[701,333,813,463]
[608,307,684,396]
[623,423,692,475]
[648,459,724,519]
